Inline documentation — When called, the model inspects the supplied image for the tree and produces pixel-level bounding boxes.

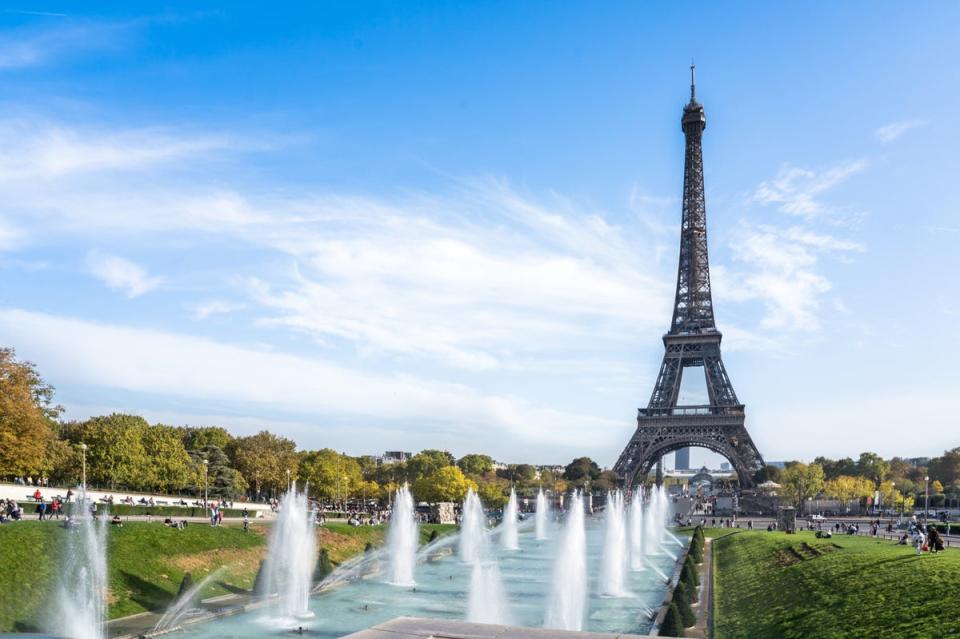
[752,465,782,484]
[779,463,825,510]
[931,479,945,494]
[143,425,192,493]
[232,431,299,497]
[564,457,600,486]
[66,414,149,489]
[856,452,890,487]
[407,449,455,480]
[298,449,363,502]
[458,454,495,477]
[476,475,510,508]
[181,426,233,451]
[928,448,960,487]
[412,466,476,503]
[190,445,247,499]
[593,470,620,492]
[0,348,62,477]
[813,456,856,480]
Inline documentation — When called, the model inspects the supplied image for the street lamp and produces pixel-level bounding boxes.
[79,443,88,497]
[924,475,930,524]
[203,459,209,507]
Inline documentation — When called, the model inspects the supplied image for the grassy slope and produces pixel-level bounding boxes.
[0,521,456,631]
[713,531,960,639]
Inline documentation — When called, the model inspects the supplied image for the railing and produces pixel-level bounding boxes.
[639,404,745,417]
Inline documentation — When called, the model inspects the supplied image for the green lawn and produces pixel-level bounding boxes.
[0,520,456,631]
[713,530,960,639]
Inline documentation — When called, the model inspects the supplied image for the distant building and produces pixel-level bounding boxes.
[720,462,730,471]
[766,461,787,469]
[675,448,690,470]
[907,457,931,467]
[379,451,412,465]
[492,460,508,471]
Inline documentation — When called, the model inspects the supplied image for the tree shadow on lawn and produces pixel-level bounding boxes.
[215,580,251,595]
[118,570,175,612]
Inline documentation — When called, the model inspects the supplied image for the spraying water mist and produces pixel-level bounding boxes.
[260,484,317,619]
[535,488,550,540]
[544,491,587,631]
[600,490,629,597]
[501,488,519,550]
[386,484,419,586]
[628,487,645,571]
[643,486,661,556]
[466,561,510,625]
[459,488,488,564]
[54,494,108,639]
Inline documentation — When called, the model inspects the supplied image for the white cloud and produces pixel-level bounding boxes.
[0,21,131,69]
[193,299,247,320]
[0,309,625,461]
[874,119,926,143]
[86,251,162,298]
[752,159,867,222]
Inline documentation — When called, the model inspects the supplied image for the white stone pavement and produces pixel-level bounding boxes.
[0,481,274,511]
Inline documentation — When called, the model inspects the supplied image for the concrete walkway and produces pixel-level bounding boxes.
[684,538,713,639]
[0,482,275,512]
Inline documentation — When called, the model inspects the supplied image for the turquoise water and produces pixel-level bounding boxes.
[181,517,683,639]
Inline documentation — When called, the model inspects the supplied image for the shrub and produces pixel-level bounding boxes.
[660,602,686,637]
[674,581,697,627]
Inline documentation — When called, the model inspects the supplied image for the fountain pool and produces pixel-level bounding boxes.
[176,514,683,639]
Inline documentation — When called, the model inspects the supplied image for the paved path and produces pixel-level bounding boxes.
[685,537,712,639]
[0,482,275,512]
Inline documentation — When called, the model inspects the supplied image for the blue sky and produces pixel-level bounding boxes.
[0,2,957,467]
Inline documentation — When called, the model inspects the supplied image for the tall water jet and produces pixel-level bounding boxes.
[54,494,107,639]
[628,487,645,571]
[466,561,510,625]
[544,491,587,631]
[501,488,519,550]
[657,485,670,545]
[459,488,487,563]
[386,484,419,586]
[600,490,629,597]
[260,484,317,619]
[535,488,550,540]
[643,485,661,556]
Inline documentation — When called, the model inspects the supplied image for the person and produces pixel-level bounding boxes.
[927,525,945,554]
[33,488,42,503]
[37,500,47,521]
[242,514,250,533]
[51,498,61,519]
[65,488,73,503]
[112,514,123,527]
[913,527,926,555]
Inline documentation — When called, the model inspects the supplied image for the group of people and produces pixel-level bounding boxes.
[899,518,946,554]
[1,499,23,522]
[11,475,49,487]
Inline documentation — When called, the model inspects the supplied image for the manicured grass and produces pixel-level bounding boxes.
[0,519,458,631]
[713,530,960,639]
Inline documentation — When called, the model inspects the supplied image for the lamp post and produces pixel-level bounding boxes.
[203,459,209,507]
[79,443,88,492]
[890,482,895,520]
[924,475,930,525]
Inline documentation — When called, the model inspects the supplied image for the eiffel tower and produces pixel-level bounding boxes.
[614,67,765,488]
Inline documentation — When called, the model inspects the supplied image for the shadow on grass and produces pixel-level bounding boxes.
[118,570,175,612]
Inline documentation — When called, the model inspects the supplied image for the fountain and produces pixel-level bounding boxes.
[259,484,317,619]
[535,488,550,540]
[643,485,661,556]
[657,485,670,545]
[466,561,511,625]
[628,487,645,571]
[600,490,629,597]
[501,488,519,550]
[154,568,226,632]
[544,490,587,631]
[53,494,108,639]
[386,484,419,586]
[459,488,488,563]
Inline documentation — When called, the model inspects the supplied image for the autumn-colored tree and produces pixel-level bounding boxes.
[412,465,477,503]
[232,430,299,497]
[779,463,825,510]
[0,348,62,477]
[298,449,363,502]
[476,475,510,508]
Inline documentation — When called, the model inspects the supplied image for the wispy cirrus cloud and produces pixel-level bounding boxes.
[875,119,926,143]
[86,251,163,298]
[0,20,133,69]
[752,159,868,223]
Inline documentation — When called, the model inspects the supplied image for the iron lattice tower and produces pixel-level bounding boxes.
[614,67,765,488]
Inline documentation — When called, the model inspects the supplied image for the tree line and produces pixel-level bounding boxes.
[0,348,616,505]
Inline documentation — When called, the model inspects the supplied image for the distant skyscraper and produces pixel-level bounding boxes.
[675,447,690,470]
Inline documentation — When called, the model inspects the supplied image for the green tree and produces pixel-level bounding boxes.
[298,449,363,502]
[190,445,247,499]
[779,463,825,511]
[564,457,600,485]
[928,448,960,487]
[232,430,299,497]
[476,475,510,508]
[458,454,494,476]
[66,414,149,489]
[752,465,782,484]
[407,449,456,479]
[143,425,192,493]
[0,348,62,478]
[182,426,233,451]
[856,452,891,487]
[412,465,476,503]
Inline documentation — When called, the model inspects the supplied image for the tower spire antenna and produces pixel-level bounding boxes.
[690,61,696,102]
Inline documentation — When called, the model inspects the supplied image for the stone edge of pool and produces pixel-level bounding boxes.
[341,616,654,639]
